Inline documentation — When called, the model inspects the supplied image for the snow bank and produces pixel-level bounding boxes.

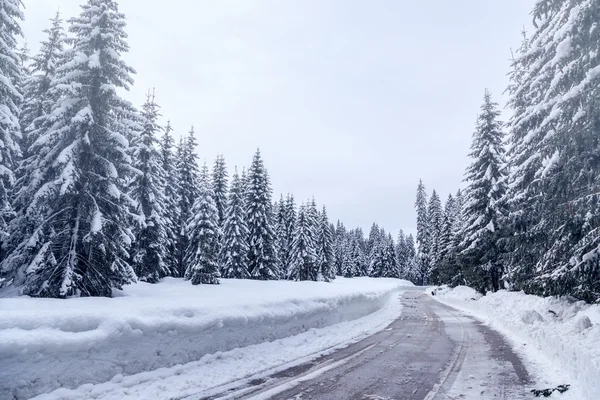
[432,286,600,400]
[0,277,410,399]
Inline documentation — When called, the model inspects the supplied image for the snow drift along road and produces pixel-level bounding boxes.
[432,286,600,400]
[0,277,410,399]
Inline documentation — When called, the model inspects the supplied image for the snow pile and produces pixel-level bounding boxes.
[432,286,600,399]
[0,277,410,399]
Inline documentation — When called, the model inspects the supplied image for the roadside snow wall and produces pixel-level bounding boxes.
[0,278,408,399]
[433,286,600,399]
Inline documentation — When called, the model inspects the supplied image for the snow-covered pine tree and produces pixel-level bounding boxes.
[334,220,347,276]
[366,223,381,264]
[246,149,279,279]
[184,164,221,285]
[437,194,458,285]
[396,230,408,278]
[174,127,200,276]
[0,0,24,250]
[346,234,365,278]
[315,205,335,281]
[288,203,318,281]
[1,0,139,297]
[282,194,297,276]
[18,11,66,155]
[158,120,179,275]
[414,180,429,284]
[221,168,249,279]
[461,90,506,294]
[427,190,443,283]
[384,234,399,278]
[505,0,600,302]
[405,234,418,282]
[212,155,228,228]
[129,91,169,283]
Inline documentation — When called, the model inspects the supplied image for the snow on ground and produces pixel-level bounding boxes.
[431,286,600,400]
[0,277,411,399]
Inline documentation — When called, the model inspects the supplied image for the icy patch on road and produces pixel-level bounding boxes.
[432,286,600,400]
[0,278,410,399]
[29,288,406,400]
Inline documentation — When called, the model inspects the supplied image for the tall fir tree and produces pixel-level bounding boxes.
[129,91,169,283]
[505,0,600,302]
[334,220,347,276]
[184,165,220,285]
[246,150,279,279]
[212,154,228,229]
[461,90,507,294]
[289,203,318,281]
[415,179,429,284]
[1,0,139,297]
[316,205,335,281]
[221,169,250,279]
[0,0,24,251]
[427,190,443,284]
[175,127,200,276]
[158,121,179,275]
[19,11,66,155]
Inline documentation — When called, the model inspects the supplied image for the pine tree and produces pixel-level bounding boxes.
[461,90,507,294]
[346,235,365,278]
[396,230,408,278]
[1,0,139,297]
[158,121,179,275]
[0,0,24,250]
[246,149,279,279]
[19,11,66,155]
[175,127,200,276]
[405,234,418,283]
[129,91,169,283]
[221,168,250,279]
[427,190,443,284]
[437,194,457,284]
[289,203,318,281]
[504,0,600,302]
[316,205,335,281]
[184,165,220,285]
[415,180,429,284]
[334,220,347,276]
[212,155,228,228]
[384,234,399,278]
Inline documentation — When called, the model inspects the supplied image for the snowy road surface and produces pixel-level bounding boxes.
[204,292,532,400]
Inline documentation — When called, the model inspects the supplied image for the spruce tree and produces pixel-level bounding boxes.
[289,204,318,281]
[2,0,139,297]
[212,155,228,228]
[158,121,179,275]
[334,220,347,276]
[221,168,250,279]
[414,180,429,284]
[505,0,600,301]
[246,149,279,279]
[175,127,200,276]
[129,92,169,283]
[461,90,507,294]
[427,190,443,283]
[184,165,220,285]
[346,236,364,278]
[316,205,335,281]
[19,11,66,155]
[0,0,24,249]
[396,230,408,278]
[437,194,458,285]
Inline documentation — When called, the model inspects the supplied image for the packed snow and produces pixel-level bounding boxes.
[431,286,600,400]
[0,277,411,399]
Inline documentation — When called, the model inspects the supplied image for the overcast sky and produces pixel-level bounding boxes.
[21,0,535,237]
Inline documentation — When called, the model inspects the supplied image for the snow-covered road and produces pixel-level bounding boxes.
[197,291,532,400]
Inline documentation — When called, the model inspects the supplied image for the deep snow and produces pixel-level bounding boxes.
[432,286,600,400]
[0,277,411,399]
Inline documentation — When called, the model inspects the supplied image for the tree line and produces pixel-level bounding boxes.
[0,0,415,298]
[414,0,600,303]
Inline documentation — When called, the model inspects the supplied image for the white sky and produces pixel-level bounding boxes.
[21,0,535,237]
